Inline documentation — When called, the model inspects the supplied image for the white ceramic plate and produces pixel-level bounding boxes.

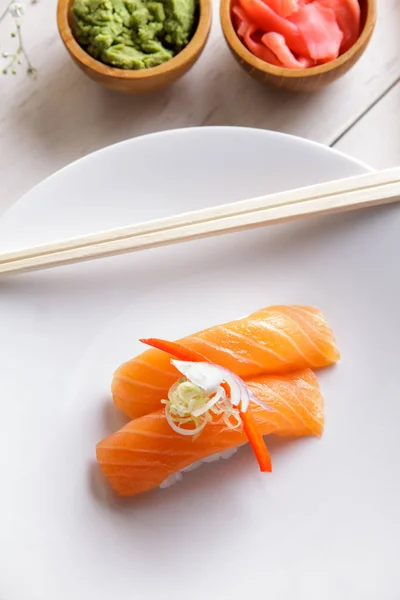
[1,128,399,600]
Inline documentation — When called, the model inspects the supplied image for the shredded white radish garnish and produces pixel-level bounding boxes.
[162,361,272,437]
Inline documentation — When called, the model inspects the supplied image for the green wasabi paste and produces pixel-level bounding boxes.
[72,0,197,70]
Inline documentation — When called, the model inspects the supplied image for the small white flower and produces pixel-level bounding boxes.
[9,2,25,18]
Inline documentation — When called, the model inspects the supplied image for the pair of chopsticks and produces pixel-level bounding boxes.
[1,167,400,277]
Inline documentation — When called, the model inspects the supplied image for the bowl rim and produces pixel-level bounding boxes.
[220,0,377,79]
[57,0,212,80]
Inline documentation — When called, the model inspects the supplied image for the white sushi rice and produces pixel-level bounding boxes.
[159,447,239,489]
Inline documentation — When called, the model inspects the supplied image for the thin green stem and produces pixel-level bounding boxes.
[0,0,14,23]
[16,22,31,68]
[1,0,38,77]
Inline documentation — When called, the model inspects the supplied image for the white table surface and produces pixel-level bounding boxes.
[1,0,400,216]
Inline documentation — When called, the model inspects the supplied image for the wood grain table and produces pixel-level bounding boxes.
[1,0,399,216]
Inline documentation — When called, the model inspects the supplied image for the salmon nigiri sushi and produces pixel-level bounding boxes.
[97,369,324,497]
[97,305,338,496]
[112,305,339,419]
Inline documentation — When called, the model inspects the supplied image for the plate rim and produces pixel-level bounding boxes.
[1,126,373,222]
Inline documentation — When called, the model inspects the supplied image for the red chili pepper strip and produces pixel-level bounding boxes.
[139,338,208,363]
[240,410,272,472]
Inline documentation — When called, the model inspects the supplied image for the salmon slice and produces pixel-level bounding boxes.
[112,305,339,419]
[98,369,324,496]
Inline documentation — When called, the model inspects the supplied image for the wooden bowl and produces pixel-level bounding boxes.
[220,0,376,92]
[57,0,212,93]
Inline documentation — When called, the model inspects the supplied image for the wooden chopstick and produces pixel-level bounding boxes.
[1,167,400,276]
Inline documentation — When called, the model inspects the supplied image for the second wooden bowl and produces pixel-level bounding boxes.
[220,0,377,92]
[57,0,212,93]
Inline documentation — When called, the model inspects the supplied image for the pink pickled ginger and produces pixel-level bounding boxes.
[289,3,343,62]
[262,32,314,68]
[231,0,361,70]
